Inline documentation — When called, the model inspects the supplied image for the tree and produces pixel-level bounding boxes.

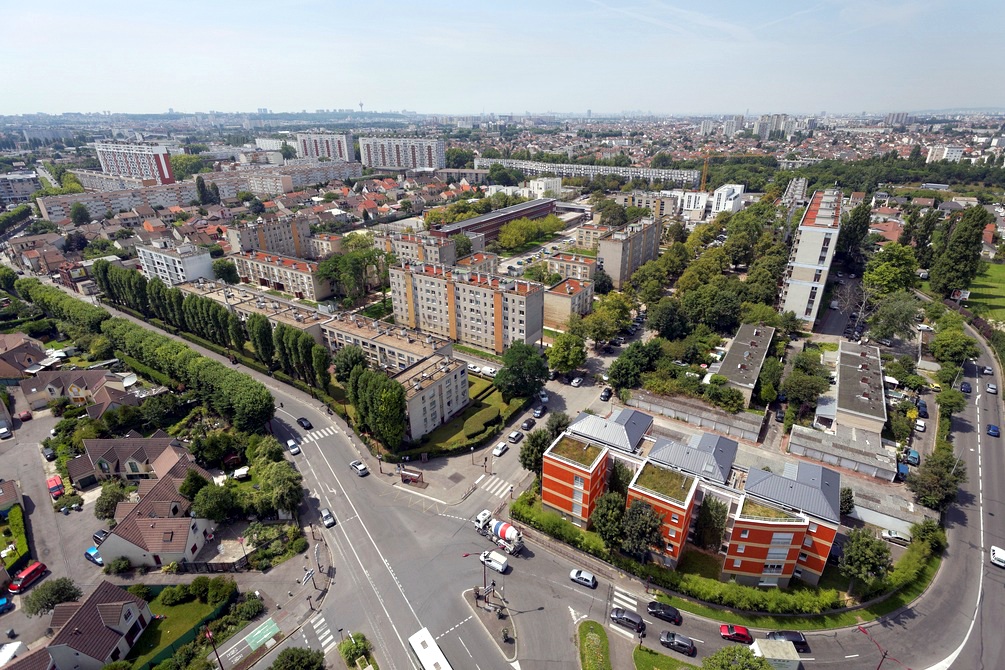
[212,259,239,285]
[608,354,642,390]
[269,647,325,670]
[368,376,406,449]
[593,267,613,294]
[930,207,992,298]
[0,266,16,293]
[258,460,304,518]
[590,492,625,550]
[781,369,829,408]
[701,647,772,670]
[863,243,918,295]
[493,342,548,401]
[547,332,586,374]
[840,487,855,515]
[192,485,235,522]
[646,297,690,340]
[693,497,728,550]
[249,198,266,215]
[94,481,128,520]
[179,469,210,500]
[63,230,88,252]
[519,428,552,475]
[867,290,920,340]
[279,143,297,161]
[21,577,82,618]
[839,528,891,592]
[837,201,871,258]
[935,388,966,415]
[930,329,979,366]
[621,499,663,558]
[332,345,367,383]
[545,411,571,439]
[578,309,619,349]
[907,447,967,511]
[247,313,275,366]
[451,233,473,258]
[196,176,210,206]
[70,202,91,225]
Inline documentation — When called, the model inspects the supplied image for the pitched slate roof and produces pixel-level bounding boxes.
[744,462,841,523]
[49,581,148,661]
[569,408,653,453]
[648,432,738,484]
[75,435,179,482]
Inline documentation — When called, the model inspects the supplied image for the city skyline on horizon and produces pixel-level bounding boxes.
[4,0,1004,117]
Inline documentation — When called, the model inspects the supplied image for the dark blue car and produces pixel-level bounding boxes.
[988,425,1000,438]
[961,382,972,393]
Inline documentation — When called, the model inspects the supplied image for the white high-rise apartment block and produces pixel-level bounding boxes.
[295,132,354,161]
[779,188,841,327]
[359,137,446,170]
[711,184,745,215]
[681,190,709,213]
[137,240,214,285]
[94,142,175,185]
[722,119,738,137]
[926,146,965,163]
[529,177,562,198]
[700,120,715,135]
[255,138,286,152]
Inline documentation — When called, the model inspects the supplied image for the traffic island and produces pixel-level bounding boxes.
[463,587,517,662]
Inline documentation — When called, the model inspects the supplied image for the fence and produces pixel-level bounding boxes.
[176,555,248,573]
[136,586,232,670]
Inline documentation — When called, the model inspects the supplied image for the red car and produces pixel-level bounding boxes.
[720,624,753,644]
[18,410,31,421]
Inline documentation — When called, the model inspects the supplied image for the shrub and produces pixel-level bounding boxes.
[233,597,265,620]
[5,504,29,565]
[338,633,373,665]
[207,576,237,607]
[52,493,83,513]
[160,584,193,606]
[464,406,500,438]
[189,575,211,602]
[103,557,131,575]
[911,518,947,554]
[126,584,151,601]
[290,536,309,554]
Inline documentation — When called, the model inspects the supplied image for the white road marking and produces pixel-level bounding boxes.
[475,473,486,484]
[608,624,637,640]
[845,654,860,658]
[690,637,705,644]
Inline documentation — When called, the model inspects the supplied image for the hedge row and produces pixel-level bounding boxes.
[464,406,500,438]
[117,351,174,388]
[3,504,29,571]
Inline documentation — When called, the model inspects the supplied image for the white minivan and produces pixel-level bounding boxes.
[991,546,1005,568]
[480,550,509,574]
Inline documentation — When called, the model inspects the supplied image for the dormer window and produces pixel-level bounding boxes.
[124,608,133,622]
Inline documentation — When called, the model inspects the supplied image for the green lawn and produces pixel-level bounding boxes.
[454,344,505,364]
[676,548,722,580]
[127,591,216,669]
[633,647,696,670]
[418,379,512,451]
[961,263,1005,320]
[359,301,393,320]
[578,621,612,670]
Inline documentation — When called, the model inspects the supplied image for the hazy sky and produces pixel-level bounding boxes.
[5,0,1004,116]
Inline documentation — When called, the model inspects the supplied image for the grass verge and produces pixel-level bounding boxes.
[961,263,1005,320]
[578,620,612,670]
[454,344,505,364]
[633,646,696,670]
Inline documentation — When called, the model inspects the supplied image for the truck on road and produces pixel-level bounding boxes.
[473,510,524,555]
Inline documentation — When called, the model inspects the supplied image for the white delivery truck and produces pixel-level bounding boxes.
[479,550,509,574]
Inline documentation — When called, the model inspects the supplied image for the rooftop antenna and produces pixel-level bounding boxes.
[359,102,364,113]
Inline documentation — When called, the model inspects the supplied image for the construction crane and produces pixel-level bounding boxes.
[699,152,760,191]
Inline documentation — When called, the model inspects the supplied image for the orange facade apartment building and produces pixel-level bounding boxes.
[541,435,609,527]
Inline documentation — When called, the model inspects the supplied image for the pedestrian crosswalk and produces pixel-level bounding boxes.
[305,426,338,442]
[477,474,514,499]
[609,586,640,640]
[311,614,338,653]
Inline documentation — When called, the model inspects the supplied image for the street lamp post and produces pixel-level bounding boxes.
[471,446,475,464]
[338,628,345,643]
[205,627,223,669]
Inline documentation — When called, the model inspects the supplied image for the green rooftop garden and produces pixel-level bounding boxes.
[634,462,694,503]
[551,435,603,467]
[740,499,800,520]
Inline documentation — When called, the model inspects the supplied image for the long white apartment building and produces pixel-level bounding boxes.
[779,188,842,327]
[296,132,354,161]
[359,137,446,170]
[389,263,544,354]
[137,240,214,285]
[94,142,175,184]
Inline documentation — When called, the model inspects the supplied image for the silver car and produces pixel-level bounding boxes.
[320,508,336,528]
[881,529,912,545]
[570,569,597,589]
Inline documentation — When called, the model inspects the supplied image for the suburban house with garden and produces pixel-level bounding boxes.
[68,433,181,488]
[97,447,216,568]
[5,581,154,670]
[541,406,842,586]
[0,333,46,379]
[18,369,135,415]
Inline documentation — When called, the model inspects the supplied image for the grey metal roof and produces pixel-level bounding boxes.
[836,341,888,423]
[744,461,841,523]
[648,432,737,484]
[569,408,653,453]
[436,198,556,234]
[718,324,776,390]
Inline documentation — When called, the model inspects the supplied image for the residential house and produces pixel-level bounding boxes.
[19,370,135,417]
[0,333,46,379]
[68,432,180,488]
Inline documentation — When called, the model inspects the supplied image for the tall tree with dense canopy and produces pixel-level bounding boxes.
[451,233,473,258]
[590,492,625,550]
[22,577,82,618]
[332,345,367,383]
[547,332,586,374]
[839,528,891,593]
[70,202,91,225]
[213,259,239,285]
[837,201,871,259]
[518,428,552,476]
[930,206,992,298]
[621,499,663,558]
[246,313,274,366]
[493,342,548,401]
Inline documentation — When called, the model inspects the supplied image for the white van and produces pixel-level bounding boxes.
[991,546,1005,568]
[480,550,509,574]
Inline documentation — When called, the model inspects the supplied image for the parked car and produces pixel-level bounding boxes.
[570,377,583,387]
[467,363,481,374]
[988,424,1000,438]
[881,529,912,546]
[482,366,497,378]
[41,446,56,462]
[917,400,929,419]
[538,389,549,404]
[320,508,336,528]
[8,562,46,594]
[548,369,557,380]
[600,388,613,401]
[775,408,785,423]
[84,546,104,566]
[987,383,998,395]
[296,417,313,430]
[917,324,934,332]
[508,431,524,443]
[17,410,31,421]
[613,336,626,346]
[982,366,994,376]
[533,405,546,418]
[767,630,810,653]
[47,475,64,500]
[569,569,597,589]
[659,631,696,656]
[878,338,892,347]
[961,382,972,393]
[0,597,12,615]
[286,439,301,455]
[492,442,508,457]
[92,529,110,546]
[350,460,369,476]
[914,419,926,433]
[720,624,753,644]
[521,418,536,431]
[647,601,682,625]
[610,607,645,633]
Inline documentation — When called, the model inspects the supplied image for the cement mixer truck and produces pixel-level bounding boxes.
[473,509,524,555]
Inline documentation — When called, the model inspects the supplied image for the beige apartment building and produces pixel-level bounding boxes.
[597,219,662,290]
[395,355,469,440]
[389,263,545,354]
[309,233,344,259]
[136,240,214,285]
[375,233,456,266]
[454,252,498,274]
[320,312,453,373]
[612,191,678,219]
[779,188,841,326]
[574,223,616,249]
[543,278,594,330]
[226,214,312,258]
[231,250,332,301]
[547,252,597,281]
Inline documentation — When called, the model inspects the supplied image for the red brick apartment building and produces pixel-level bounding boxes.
[541,411,841,586]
